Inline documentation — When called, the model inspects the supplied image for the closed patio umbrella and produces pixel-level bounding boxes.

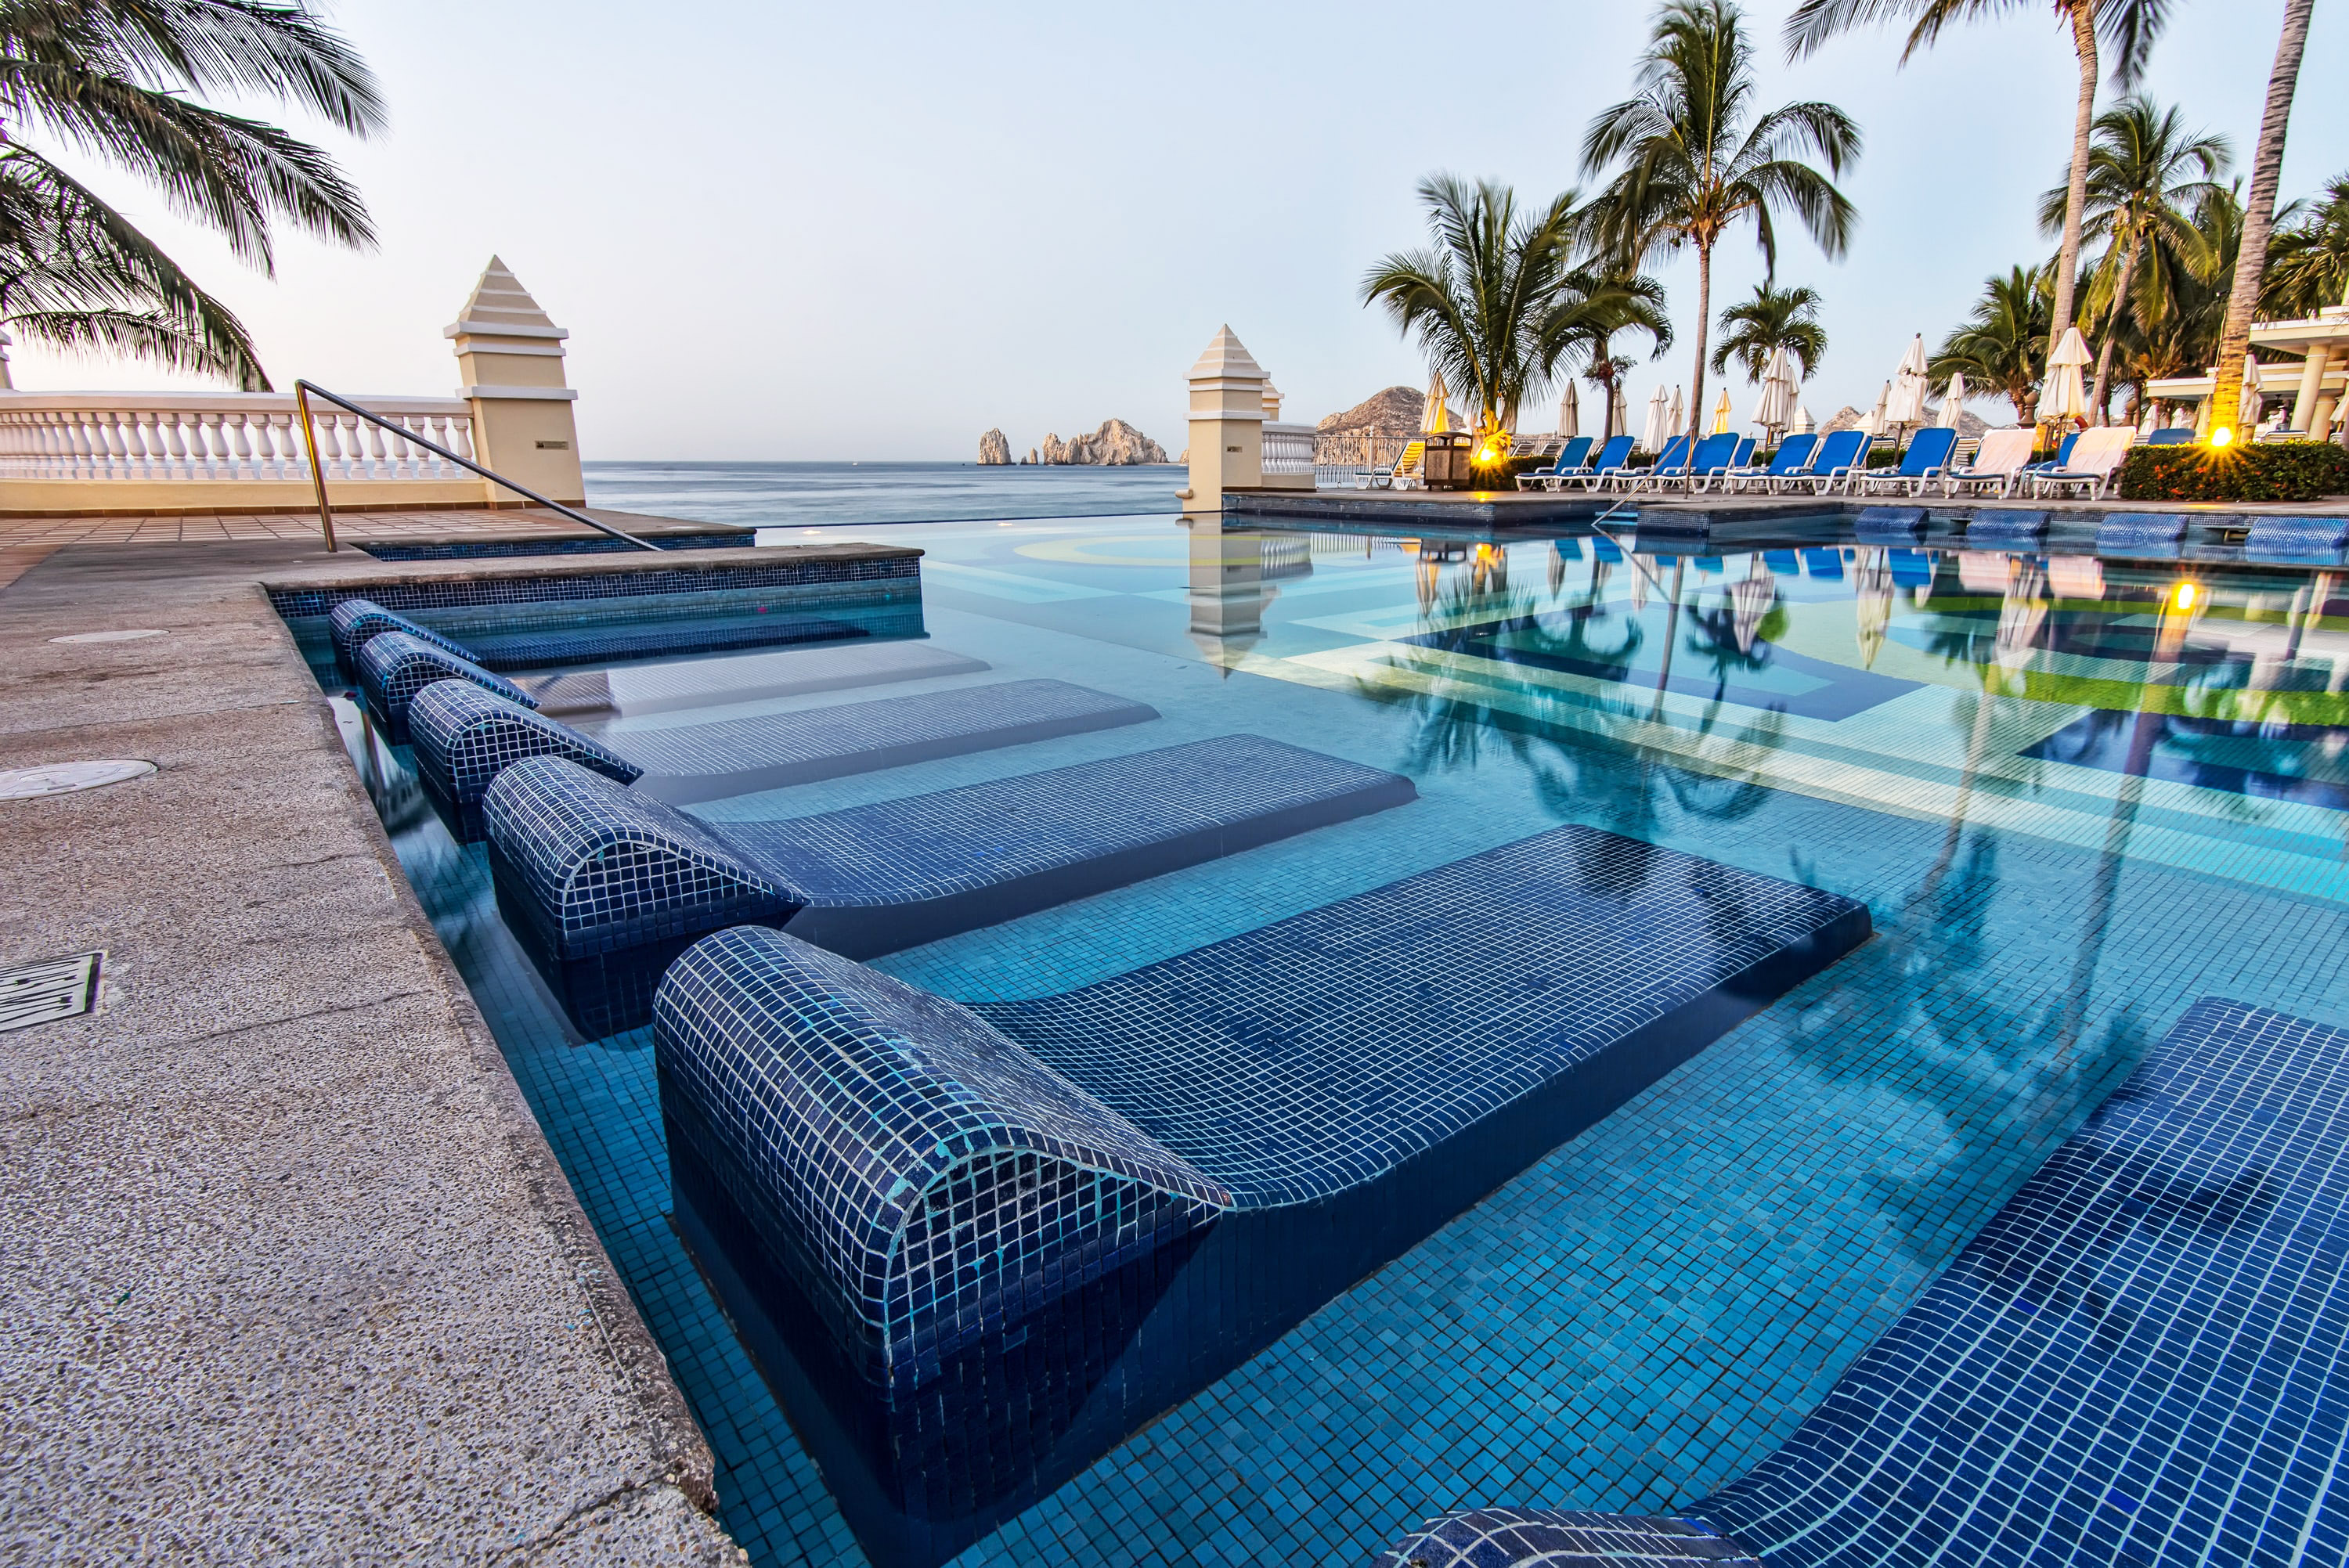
[2037,326,2090,427]
[1642,387,1669,453]
[1885,335,1930,435]
[1862,380,1892,438]
[1421,369,1452,434]
[1712,387,1733,434]
[1939,370,1968,431]
[1557,380,1579,441]
[1753,347,1799,435]
[1670,384,1685,440]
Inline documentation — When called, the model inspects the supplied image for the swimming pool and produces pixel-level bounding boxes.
[316,514,2349,1566]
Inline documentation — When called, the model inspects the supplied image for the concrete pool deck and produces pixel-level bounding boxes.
[0,512,894,1562]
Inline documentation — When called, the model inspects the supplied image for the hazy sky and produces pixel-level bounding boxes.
[9,0,2342,459]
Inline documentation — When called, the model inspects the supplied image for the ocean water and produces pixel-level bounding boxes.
[583,460,1184,529]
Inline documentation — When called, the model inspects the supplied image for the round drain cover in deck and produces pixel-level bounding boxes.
[0,760,156,798]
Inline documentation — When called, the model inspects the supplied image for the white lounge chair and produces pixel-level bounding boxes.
[2027,426,2134,500]
[1941,428,2038,499]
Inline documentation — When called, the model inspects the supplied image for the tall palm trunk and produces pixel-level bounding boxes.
[1690,240,1714,442]
[2090,229,2143,421]
[2048,0,2100,348]
[2209,0,2315,441]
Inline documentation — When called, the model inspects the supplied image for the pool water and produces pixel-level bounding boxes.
[330,516,2349,1567]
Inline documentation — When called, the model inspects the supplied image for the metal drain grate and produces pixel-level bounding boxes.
[1,951,103,1033]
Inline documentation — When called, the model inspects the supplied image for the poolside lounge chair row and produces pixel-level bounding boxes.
[1516,423,2142,500]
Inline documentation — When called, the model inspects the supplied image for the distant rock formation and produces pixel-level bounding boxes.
[1040,419,1170,466]
[1820,403,1993,438]
[1319,385,1424,437]
[978,428,1012,465]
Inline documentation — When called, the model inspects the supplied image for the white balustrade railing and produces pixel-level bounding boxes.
[0,391,477,484]
[1261,420,1318,477]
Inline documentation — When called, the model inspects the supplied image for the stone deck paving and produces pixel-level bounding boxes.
[0,521,756,1563]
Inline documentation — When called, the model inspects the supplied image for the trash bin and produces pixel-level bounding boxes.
[1423,430,1472,490]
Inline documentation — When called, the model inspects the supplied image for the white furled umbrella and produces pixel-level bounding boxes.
[1641,387,1670,453]
[1939,370,1968,431]
[1670,384,1685,440]
[1789,401,1816,436]
[2037,326,2090,425]
[1861,380,1892,437]
[1712,387,1733,434]
[1885,335,1930,432]
[1420,369,1452,434]
[1753,347,1799,434]
[1610,384,1629,438]
[1556,380,1580,440]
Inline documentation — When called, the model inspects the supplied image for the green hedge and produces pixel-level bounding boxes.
[2118,442,2349,503]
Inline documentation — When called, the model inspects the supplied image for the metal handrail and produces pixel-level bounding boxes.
[292,380,658,553]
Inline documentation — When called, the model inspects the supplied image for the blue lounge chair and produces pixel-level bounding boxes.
[1686,434,1752,493]
[1514,434,1594,490]
[2144,427,2196,445]
[1557,434,1637,492]
[2015,430,2081,488]
[1854,427,1958,497]
[1721,432,1817,494]
[1799,430,1871,496]
[1610,434,1690,492]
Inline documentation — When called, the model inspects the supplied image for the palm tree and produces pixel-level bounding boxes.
[1786,0,2174,369]
[1711,281,1828,384]
[1932,264,2054,425]
[1583,0,1859,447]
[0,0,384,387]
[2037,96,2228,422]
[2264,175,2349,319]
[1362,176,1662,440]
[2208,0,2316,443]
[1564,258,1672,439]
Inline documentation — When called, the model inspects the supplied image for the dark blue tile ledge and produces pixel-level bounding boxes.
[1383,996,2349,1568]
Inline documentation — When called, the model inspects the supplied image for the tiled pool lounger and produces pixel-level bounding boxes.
[326,591,867,676]
[658,828,1870,1566]
[1385,997,2349,1568]
[517,641,992,719]
[410,678,1159,820]
[485,736,1416,1034]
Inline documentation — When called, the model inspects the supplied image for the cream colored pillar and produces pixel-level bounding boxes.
[446,256,585,506]
[1178,326,1265,511]
[2292,347,2333,434]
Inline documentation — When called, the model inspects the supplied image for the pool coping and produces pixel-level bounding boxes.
[0,532,947,1559]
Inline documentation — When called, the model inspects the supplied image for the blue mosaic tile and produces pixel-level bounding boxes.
[355,631,537,743]
[615,679,1160,804]
[459,614,868,672]
[408,682,643,842]
[1683,996,2349,1568]
[657,826,1866,1565]
[483,735,1414,1033]
[1853,506,1924,539]
[265,552,919,620]
[358,532,753,561]
[2245,514,2349,563]
[2095,512,2189,555]
[327,596,475,678]
[1962,509,2049,545]
[1377,1509,1762,1568]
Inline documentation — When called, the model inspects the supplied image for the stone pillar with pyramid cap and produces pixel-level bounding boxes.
[446,257,585,506]
[1179,326,1266,511]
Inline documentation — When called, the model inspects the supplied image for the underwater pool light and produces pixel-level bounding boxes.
[2171,580,2199,612]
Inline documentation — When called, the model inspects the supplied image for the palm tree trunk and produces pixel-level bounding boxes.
[1690,241,1713,445]
[2089,230,2142,422]
[2048,0,2100,348]
[2210,0,2315,442]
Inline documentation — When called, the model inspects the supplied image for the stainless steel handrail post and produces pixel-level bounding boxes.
[294,383,338,552]
[292,380,661,551]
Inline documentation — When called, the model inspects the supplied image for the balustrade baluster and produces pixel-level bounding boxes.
[161,409,191,478]
[263,412,292,479]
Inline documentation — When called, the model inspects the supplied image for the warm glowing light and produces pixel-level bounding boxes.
[2171,580,2199,612]
[2210,426,2235,449]
[1478,442,1502,463]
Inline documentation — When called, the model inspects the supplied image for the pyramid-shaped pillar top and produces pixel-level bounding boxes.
[1189,325,1265,384]
[445,255,568,343]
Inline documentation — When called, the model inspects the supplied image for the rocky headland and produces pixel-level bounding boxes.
[978,428,1012,465]
[981,419,1168,465]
